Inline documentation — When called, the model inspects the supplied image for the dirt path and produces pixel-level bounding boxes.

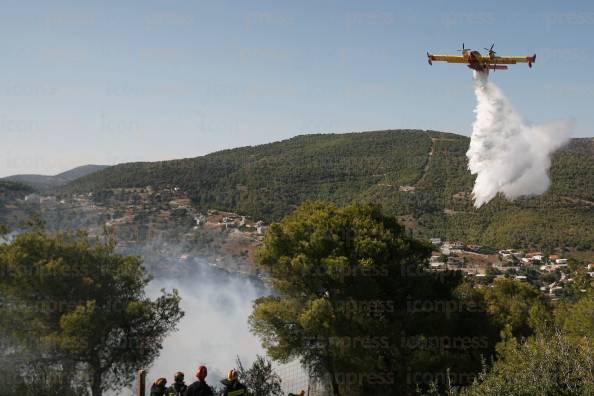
[415,137,460,187]
[415,137,436,186]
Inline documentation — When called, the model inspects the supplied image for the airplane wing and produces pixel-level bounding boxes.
[483,54,536,67]
[427,54,466,65]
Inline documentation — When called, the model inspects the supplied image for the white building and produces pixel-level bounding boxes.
[24,194,41,203]
[430,238,442,246]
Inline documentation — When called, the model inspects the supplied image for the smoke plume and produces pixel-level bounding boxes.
[466,72,571,207]
[145,264,266,386]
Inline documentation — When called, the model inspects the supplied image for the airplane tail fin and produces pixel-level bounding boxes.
[528,54,536,68]
[427,52,433,65]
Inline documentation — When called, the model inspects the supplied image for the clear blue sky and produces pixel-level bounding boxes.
[2,0,593,177]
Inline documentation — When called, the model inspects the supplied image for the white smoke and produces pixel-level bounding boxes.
[110,262,267,396]
[145,267,266,386]
[104,254,314,396]
[466,71,572,207]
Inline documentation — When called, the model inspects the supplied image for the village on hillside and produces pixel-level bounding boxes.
[427,238,594,299]
[3,185,593,300]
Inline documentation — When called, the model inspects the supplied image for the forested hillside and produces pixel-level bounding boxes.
[0,181,35,226]
[62,130,594,250]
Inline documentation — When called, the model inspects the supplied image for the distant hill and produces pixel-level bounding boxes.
[55,164,110,181]
[62,130,594,250]
[3,165,109,191]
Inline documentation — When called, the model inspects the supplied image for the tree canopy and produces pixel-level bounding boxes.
[0,230,183,396]
[249,201,497,395]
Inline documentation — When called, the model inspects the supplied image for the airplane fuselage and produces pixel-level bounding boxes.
[465,50,488,72]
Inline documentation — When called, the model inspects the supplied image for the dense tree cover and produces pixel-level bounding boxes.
[459,332,594,396]
[481,278,549,338]
[0,230,183,396]
[422,288,594,396]
[63,130,432,221]
[0,181,36,219]
[0,180,35,193]
[437,281,594,396]
[249,202,501,395]
[0,181,36,225]
[249,202,594,395]
[60,131,594,251]
[555,290,594,337]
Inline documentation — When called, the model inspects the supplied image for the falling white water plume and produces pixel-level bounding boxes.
[466,71,572,207]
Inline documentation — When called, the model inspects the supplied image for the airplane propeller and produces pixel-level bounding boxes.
[457,42,468,52]
[483,43,497,71]
[484,43,496,57]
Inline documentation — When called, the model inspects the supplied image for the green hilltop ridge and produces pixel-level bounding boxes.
[61,130,594,251]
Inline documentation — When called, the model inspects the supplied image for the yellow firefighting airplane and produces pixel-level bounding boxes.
[427,43,536,72]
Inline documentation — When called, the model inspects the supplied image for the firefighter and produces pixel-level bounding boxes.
[184,365,213,396]
[166,371,187,396]
[150,378,167,396]
[219,369,247,396]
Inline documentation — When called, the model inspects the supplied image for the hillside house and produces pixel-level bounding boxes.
[524,252,544,262]
[24,194,41,203]
[429,261,446,270]
[448,257,465,268]
[540,265,557,273]
[499,249,524,261]
[450,241,465,250]
[40,195,56,203]
[221,217,237,229]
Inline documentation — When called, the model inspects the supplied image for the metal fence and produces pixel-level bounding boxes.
[274,361,329,396]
